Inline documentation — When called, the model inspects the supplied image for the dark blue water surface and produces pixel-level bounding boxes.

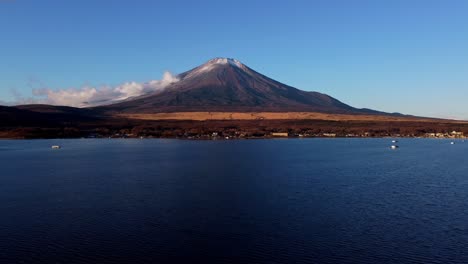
[1,138,468,263]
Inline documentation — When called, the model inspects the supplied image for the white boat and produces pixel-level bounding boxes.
[392,140,398,143]
[51,145,61,149]
[390,145,399,149]
[451,142,455,145]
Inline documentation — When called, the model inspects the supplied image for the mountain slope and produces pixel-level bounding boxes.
[0,105,99,127]
[99,58,376,114]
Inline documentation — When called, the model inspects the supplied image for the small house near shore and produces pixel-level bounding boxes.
[271,132,289,137]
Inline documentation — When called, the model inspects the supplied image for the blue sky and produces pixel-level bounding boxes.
[1,0,468,118]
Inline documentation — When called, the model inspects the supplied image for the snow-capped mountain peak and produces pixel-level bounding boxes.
[184,58,247,78]
[207,58,244,68]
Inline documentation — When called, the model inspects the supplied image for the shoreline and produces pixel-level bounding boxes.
[2,116,467,140]
[1,135,466,140]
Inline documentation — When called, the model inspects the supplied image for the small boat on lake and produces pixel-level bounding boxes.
[51,145,61,149]
[390,145,399,149]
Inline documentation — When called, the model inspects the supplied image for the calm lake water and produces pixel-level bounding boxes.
[1,138,468,263]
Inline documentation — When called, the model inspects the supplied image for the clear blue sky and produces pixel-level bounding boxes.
[1,0,468,119]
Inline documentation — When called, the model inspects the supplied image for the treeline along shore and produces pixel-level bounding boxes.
[1,114,468,139]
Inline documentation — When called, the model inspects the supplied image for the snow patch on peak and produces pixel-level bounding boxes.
[207,58,244,68]
[185,58,247,78]
[228,58,244,68]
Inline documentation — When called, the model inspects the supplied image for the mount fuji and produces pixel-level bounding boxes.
[99,58,381,114]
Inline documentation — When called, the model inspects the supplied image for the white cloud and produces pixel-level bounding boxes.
[29,71,179,108]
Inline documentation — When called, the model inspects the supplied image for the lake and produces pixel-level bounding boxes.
[1,138,467,263]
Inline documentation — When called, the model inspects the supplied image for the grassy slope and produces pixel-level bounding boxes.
[117,112,455,122]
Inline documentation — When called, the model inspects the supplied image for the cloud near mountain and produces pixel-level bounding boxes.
[20,71,179,107]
